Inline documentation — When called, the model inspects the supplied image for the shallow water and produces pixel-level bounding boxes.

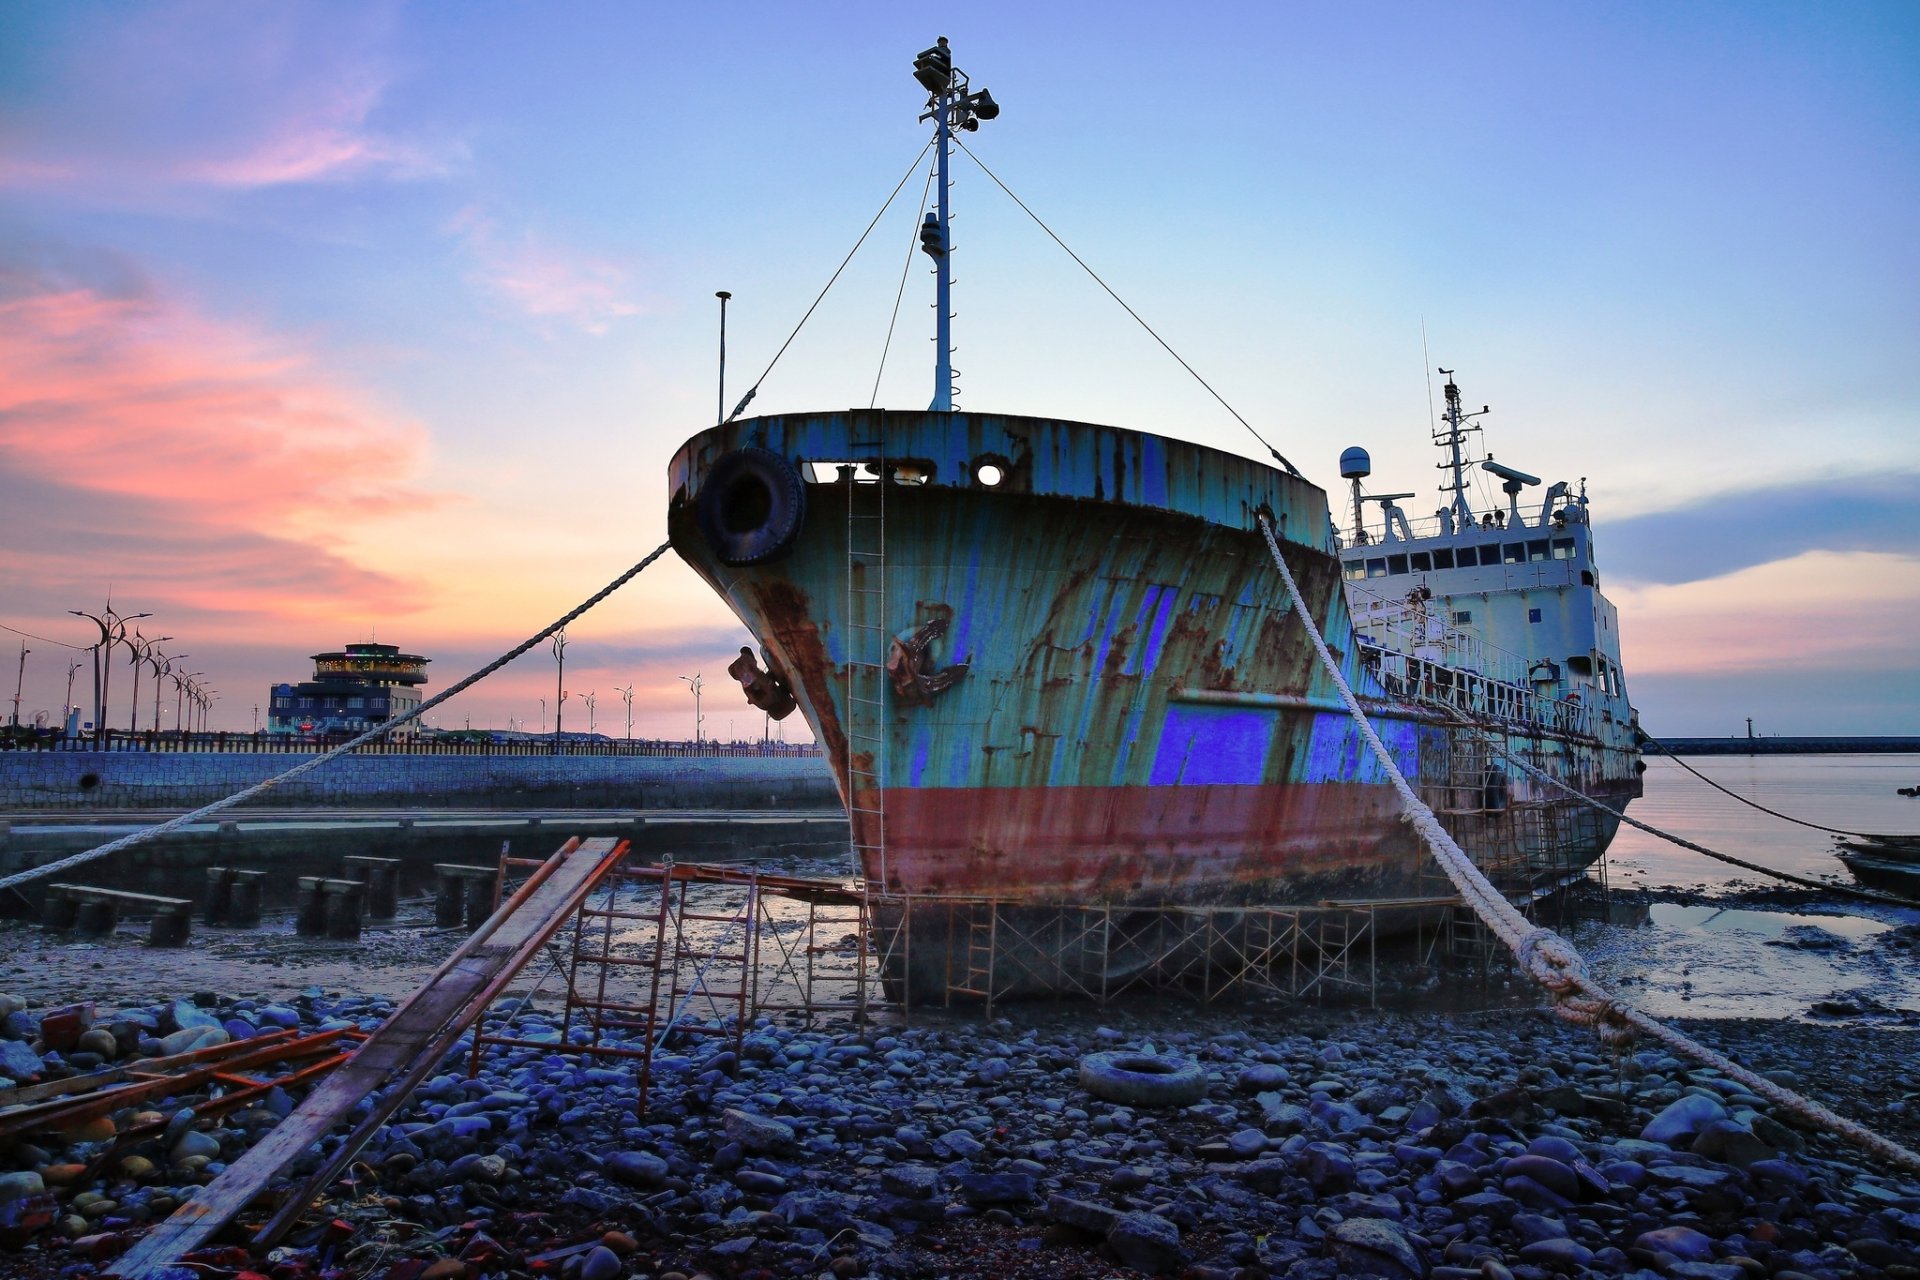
[1576,753,1920,1022]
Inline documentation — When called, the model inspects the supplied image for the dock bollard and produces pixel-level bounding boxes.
[41,890,80,932]
[73,898,118,938]
[342,855,401,921]
[434,864,500,930]
[227,870,265,928]
[295,877,328,936]
[204,867,235,926]
[323,880,366,941]
[148,906,191,947]
[434,871,466,928]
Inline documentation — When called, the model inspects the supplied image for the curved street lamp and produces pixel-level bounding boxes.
[125,630,173,733]
[69,602,150,744]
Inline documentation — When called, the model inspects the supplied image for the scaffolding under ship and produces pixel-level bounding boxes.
[667,39,1642,999]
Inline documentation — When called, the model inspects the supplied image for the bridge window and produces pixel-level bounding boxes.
[1551,537,1575,560]
[1528,608,1542,623]
[1527,539,1549,562]
[1387,554,1408,575]
[1344,561,1366,581]
[1410,552,1431,572]
[1453,610,1473,624]
[1503,543,1526,564]
[1432,549,1454,569]
[1580,570,1595,586]
[1366,558,1388,579]
[1476,545,1502,566]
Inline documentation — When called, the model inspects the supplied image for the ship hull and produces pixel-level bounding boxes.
[668,409,1641,997]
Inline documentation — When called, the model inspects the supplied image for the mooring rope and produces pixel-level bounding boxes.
[1254,515,1920,1173]
[1475,736,1920,910]
[1638,733,1903,840]
[0,543,675,894]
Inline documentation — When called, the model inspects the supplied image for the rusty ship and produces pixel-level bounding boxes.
[667,39,1642,996]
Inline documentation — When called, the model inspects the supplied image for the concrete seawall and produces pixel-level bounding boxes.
[0,750,839,812]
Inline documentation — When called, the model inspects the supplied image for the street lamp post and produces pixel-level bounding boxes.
[551,631,567,753]
[64,660,81,733]
[583,690,597,737]
[151,653,185,734]
[125,631,172,733]
[679,673,704,747]
[539,698,546,735]
[9,640,27,728]
[617,683,634,742]
[69,602,150,745]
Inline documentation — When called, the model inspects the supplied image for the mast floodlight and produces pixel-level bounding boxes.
[969,89,1000,120]
[913,38,953,93]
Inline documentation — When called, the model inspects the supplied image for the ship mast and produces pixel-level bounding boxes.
[1433,369,1488,528]
[912,37,998,412]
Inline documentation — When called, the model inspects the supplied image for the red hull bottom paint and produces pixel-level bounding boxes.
[872,781,1434,903]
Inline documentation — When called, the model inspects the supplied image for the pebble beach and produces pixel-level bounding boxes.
[2,975,1919,1280]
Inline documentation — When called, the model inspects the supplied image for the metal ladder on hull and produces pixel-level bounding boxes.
[844,424,889,891]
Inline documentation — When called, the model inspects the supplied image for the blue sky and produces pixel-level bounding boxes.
[2,1,1915,736]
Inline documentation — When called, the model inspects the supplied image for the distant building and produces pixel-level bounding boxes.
[267,642,430,737]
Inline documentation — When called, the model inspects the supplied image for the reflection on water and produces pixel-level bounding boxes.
[1577,755,1920,1022]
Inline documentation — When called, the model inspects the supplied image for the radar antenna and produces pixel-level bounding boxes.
[1433,370,1489,527]
[912,37,999,412]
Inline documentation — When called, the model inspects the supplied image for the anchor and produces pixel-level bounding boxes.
[886,616,969,705]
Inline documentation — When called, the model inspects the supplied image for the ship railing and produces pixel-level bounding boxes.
[1335,507,1566,549]
[1359,643,1596,740]
[1345,586,1536,690]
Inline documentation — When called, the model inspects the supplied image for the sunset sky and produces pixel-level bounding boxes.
[2,2,1915,738]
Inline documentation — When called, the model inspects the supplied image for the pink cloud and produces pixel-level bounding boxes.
[1615,550,1920,676]
[180,78,459,188]
[0,262,442,632]
[452,208,643,335]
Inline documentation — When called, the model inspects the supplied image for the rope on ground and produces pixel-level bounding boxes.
[1253,515,1920,1174]
[1638,733,1888,839]
[0,543,675,894]
[1484,735,1920,910]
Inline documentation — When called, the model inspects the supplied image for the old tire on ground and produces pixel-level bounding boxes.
[1078,1052,1208,1108]
[695,447,807,566]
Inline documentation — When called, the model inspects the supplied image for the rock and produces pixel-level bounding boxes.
[1501,1154,1579,1201]
[1300,1141,1355,1192]
[1106,1211,1186,1275]
[171,1131,221,1163]
[1328,1216,1427,1279]
[1633,1225,1715,1261]
[1519,1238,1594,1270]
[1257,1095,1309,1133]
[1227,1128,1268,1158]
[1641,1093,1726,1145]
[881,1165,939,1199]
[722,1108,794,1153]
[605,1150,670,1187]
[959,1172,1034,1205]
[77,1028,119,1060]
[0,1040,44,1082]
[1241,1064,1291,1091]
[1690,1119,1776,1168]
[734,1169,787,1195]
[580,1245,623,1280]
[165,999,220,1034]
[933,1127,986,1159]
[418,1261,469,1280]
[1049,1194,1122,1234]
[257,1004,302,1030]
[155,1026,228,1057]
[0,1172,46,1204]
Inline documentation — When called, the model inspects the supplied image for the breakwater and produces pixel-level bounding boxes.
[0,749,836,812]
[1657,736,1920,756]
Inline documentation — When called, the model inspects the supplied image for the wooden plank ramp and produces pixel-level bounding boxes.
[111,836,628,1278]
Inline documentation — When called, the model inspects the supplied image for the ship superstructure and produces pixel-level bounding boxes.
[1335,373,1637,763]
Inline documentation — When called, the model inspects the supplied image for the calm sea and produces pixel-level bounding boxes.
[1573,752,1920,1020]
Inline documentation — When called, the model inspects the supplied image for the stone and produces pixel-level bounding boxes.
[722,1108,794,1153]
[959,1172,1035,1205]
[1690,1119,1776,1168]
[1048,1194,1121,1234]
[580,1245,623,1280]
[1633,1226,1715,1262]
[155,1026,228,1057]
[0,1171,46,1203]
[1106,1211,1186,1276]
[934,1128,986,1159]
[1641,1093,1727,1145]
[0,1040,43,1082]
[77,1028,119,1060]
[1501,1154,1578,1201]
[882,1165,940,1199]
[605,1150,670,1187]
[170,1131,221,1163]
[1227,1128,1268,1158]
[1300,1141,1355,1192]
[166,999,220,1033]
[1241,1064,1291,1091]
[734,1169,787,1195]
[1518,1238,1593,1270]
[419,1261,470,1280]
[1328,1216,1427,1279]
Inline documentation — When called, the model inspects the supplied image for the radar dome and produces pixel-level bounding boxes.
[1339,447,1371,480]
